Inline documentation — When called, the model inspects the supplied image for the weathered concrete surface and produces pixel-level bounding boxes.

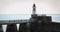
[6,24,17,32]
[19,23,29,32]
[0,24,3,32]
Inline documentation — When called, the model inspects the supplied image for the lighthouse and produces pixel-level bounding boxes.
[32,4,36,14]
[31,4,37,18]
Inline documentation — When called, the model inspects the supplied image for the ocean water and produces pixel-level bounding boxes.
[0,14,60,32]
[0,14,60,21]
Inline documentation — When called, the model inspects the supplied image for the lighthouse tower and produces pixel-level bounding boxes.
[31,4,37,18]
[33,4,36,14]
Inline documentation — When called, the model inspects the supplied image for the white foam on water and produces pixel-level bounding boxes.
[2,25,7,32]
[16,24,20,31]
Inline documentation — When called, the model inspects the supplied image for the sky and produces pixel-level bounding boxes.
[0,0,60,14]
